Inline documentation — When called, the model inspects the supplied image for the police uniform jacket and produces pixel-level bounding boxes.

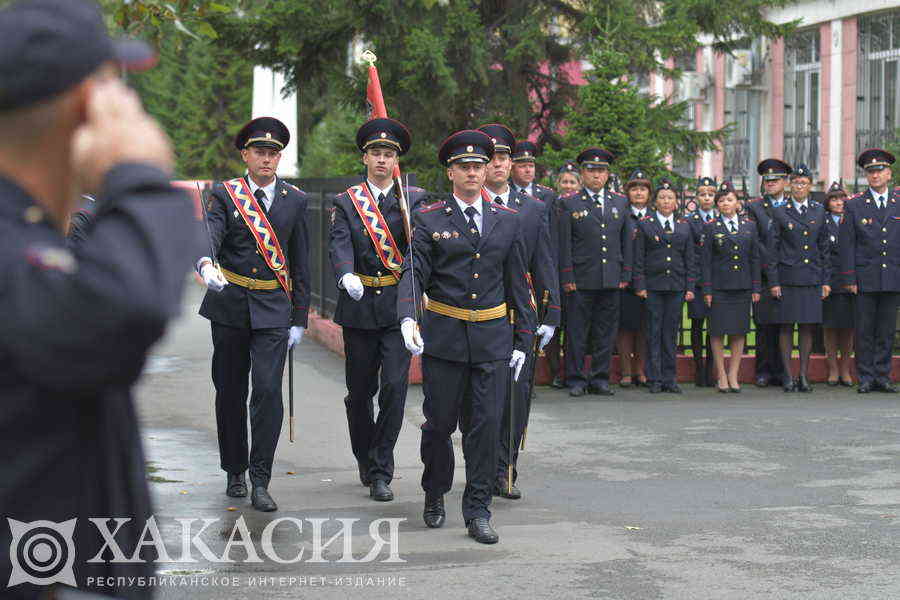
[825,215,844,290]
[558,188,633,290]
[329,183,425,330]
[701,217,763,296]
[839,187,900,292]
[745,195,789,276]
[633,212,698,292]
[0,165,197,593]
[199,177,311,329]
[397,194,535,363]
[508,190,561,327]
[767,200,832,287]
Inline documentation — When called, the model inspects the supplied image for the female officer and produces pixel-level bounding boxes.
[633,178,697,393]
[822,182,854,386]
[686,176,718,386]
[702,181,762,392]
[617,169,651,386]
[556,162,581,196]
[767,164,832,392]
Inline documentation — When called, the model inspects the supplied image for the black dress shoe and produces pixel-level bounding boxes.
[797,376,812,393]
[729,386,742,394]
[423,495,445,528]
[589,382,614,396]
[648,383,663,393]
[858,381,874,393]
[876,380,898,393]
[826,378,839,387]
[251,486,278,512]
[494,478,522,500]
[755,376,770,388]
[569,386,586,397]
[226,472,247,498]
[839,378,854,387]
[663,383,683,394]
[370,480,394,502]
[357,460,370,487]
[466,517,499,544]
[551,376,565,389]
[783,378,796,393]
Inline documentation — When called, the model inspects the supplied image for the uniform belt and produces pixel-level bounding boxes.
[221,267,288,291]
[355,273,398,287]
[426,299,507,322]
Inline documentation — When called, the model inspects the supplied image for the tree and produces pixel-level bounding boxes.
[98,0,233,44]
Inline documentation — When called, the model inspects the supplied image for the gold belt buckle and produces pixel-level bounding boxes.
[469,309,477,321]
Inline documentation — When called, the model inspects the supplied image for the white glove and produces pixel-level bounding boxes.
[288,326,304,348]
[536,324,556,352]
[509,350,526,381]
[400,318,424,356]
[340,273,364,301]
[200,262,228,292]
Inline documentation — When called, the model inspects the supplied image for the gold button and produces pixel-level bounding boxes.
[375,290,382,295]
[733,265,739,270]
[733,246,738,251]
[474,253,480,259]
[803,231,809,236]
[376,271,382,276]
[24,206,43,223]
[667,244,672,248]
[803,245,808,250]
[602,235,607,240]
[733,255,739,260]
[251,267,258,273]
[883,264,888,268]
[471,293,477,299]
[883,251,888,256]
[602,247,607,252]
[665,269,670,274]
[602,258,607,263]
[803,258,809,264]
[883,227,888,232]
[601,223,606,228]
[473,273,479,279]
[883,239,888,245]
[666,256,671,262]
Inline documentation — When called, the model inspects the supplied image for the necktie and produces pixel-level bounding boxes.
[377,193,386,210]
[705,214,712,223]
[729,221,737,233]
[494,196,503,206]
[877,196,886,214]
[800,204,806,216]
[465,205,480,240]
[593,194,603,216]
[254,188,268,213]
[664,219,672,233]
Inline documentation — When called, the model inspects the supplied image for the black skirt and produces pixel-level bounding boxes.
[822,292,855,329]
[687,285,709,319]
[709,289,751,336]
[753,290,778,325]
[771,285,822,324]
[619,289,645,332]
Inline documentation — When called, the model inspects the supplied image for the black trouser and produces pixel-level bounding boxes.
[497,349,534,484]
[342,325,410,484]
[752,299,783,381]
[565,289,620,388]
[421,354,504,522]
[855,292,900,385]
[211,322,287,488]
[645,291,682,385]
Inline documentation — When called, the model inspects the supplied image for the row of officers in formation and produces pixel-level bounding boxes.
[191,114,900,546]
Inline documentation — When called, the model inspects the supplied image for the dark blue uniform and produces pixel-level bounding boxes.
[633,212,698,387]
[558,187,633,391]
[701,217,763,336]
[496,189,560,487]
[0,165,196,597]
[329,182,424,486]
[397,194,534,522]
[686,210,717,318]
[822,214,854,329]
[839,188,900,388]
[200,177,310,489]
[745,195,787,382]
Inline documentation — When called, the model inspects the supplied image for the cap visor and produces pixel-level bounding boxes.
[113,39,158,72]
[455,156,488,164]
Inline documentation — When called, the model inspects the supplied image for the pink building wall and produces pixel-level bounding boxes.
[712,53,726,178]
[841,17,858,180]
[819,22,832,183]
[695,48,704,177]
[770,38,785,158]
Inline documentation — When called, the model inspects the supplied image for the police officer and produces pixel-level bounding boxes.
[822,182,855,387]
[197,117,311,512]
[477,124,559,501]
[767,164,832,392]
[619,169,652,387]
[633,178,698,393]
[397,129,534,544]
[745,158,791,387]
[840,148,900,393]
[686,176,718,386]
[330,118,423,502]
[0,1,195,597]
[510,140,557,204]
[558,148,633,396]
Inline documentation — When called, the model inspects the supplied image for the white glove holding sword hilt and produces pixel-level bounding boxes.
[535,324,555,352]
[198,257,227,292]
[400,318,424,356]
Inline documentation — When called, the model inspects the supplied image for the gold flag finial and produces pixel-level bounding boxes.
[361,50,377,66]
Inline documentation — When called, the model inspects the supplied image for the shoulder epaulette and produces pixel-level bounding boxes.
[495,203,518,214]
[608,190,627,200]
[285,182,302,193]
[419,200,446,214]
[560,190,581,200]
[677,218,687,224]
[849,192,864,201]
[405,185,425,193]
[535,183,551,192]
[691,213,700,220]
[640,215,652,221]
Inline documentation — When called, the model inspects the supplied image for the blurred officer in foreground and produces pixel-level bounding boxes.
[196,117,310,512]
[329,118,422,501]
[397,130,534,544]
[0,1,196,598]
[840,148,900,393]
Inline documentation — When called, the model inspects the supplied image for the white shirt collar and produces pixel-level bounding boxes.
[870,188,887,202]
[698,208,716,220]
[585,187,604,201]
[515,182,532,196]
[771,194,785,205]
[723,215,739,228]
[454,194,481,216]
[657,212,674,228]
[485,185,511,205]
[632,206,646,218]
[247,177,277,209]
[792,198,808,211]
[366,180,394,200]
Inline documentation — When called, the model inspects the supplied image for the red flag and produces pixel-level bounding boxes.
[366,64,388,120]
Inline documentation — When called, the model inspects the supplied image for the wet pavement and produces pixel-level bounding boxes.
[134,285,900,599]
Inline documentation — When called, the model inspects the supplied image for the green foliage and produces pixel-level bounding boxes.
[298,104,365,179]
[98,0,233,45]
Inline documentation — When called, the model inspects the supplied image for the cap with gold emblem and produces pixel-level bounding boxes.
[757,158,792,181]
[557,161,578,175]
[477,124,515,154]
[624,169,651,190]
[234,117,290,151]
[791,163,813,180]
[437,130,494,167]
[697,176,716,188]
[576,147,614,169]
[512,140,539,162]
[825,181,848,199]
[716,180,736,196]
[356,117,411,155]
[656,177,675,193]
[856,148,895,172]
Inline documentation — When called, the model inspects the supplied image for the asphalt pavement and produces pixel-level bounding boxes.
[134,284,900,599]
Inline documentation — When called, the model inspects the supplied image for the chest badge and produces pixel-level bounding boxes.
[611,207,619,219]
[233,210,239,218]
[452,231,460,238]
[432,232,440,240]
[442,231,451,239]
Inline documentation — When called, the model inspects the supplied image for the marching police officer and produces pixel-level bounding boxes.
[0,0,196,596]
[510,140,557,205]
[477,124,559,501]
[397,129,535,544]
[557,148,633,396]
[329,118,423,502]
[686,176,718,386]
[197,117,311,512]
[745,158,791,387]
[840,148,900,393]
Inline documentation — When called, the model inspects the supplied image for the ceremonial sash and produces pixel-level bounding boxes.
[222,178,291,298]
[346,183,403,278]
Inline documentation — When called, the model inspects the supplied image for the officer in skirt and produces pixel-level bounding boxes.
[822,182,855,387]
[686,176,718,386]
[618,169,651,387]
